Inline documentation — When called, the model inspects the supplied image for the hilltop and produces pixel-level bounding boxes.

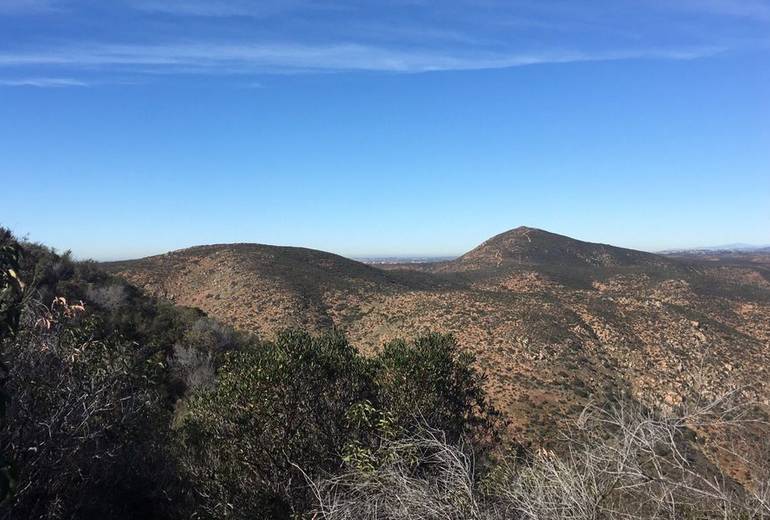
[107,228,770,448]
[105,243,413,335]
[449,226,672,270]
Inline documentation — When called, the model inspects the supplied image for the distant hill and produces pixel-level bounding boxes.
[661,244,770,266]
[450,227,668,269]
[661,243,770,254]
[355,255,456,265]
[433,227,692,287]
[107,228,770,454]
[105,243,412,334]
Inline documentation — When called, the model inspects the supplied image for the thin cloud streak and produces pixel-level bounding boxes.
[0,77,88,87]
[0,41,724,75]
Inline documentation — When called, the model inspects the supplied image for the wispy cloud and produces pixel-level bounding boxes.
[0,41,724,75]
[0,77,88,87]
[0,1,756,84]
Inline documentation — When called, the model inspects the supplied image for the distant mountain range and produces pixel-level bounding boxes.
[660,243,770,255]
[355,255,456,265]
[105,227,770,462]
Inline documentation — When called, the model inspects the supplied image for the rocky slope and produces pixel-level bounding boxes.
[449,226,680,271]
[106,228,770,449]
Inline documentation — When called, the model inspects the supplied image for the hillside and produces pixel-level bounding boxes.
[432,227,694,289]
[107,228,770,449]
[450,227,675,270]
[0,230,500,519]
[105,243,419,336]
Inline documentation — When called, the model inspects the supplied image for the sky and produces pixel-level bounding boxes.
[1,0,769,260]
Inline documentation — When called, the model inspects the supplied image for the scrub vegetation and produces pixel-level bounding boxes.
[1,228,769,519]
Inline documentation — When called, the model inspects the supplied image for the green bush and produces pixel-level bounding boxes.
[174,331,497,518]
[375,333,498,443]
[175,330,376,518]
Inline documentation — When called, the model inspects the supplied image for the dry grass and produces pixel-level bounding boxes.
[305,393,770,520]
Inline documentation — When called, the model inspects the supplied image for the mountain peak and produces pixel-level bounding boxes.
[491,226,551,239]
[449,227,677,273]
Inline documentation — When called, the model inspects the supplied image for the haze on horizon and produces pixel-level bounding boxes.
[1,0,768,261]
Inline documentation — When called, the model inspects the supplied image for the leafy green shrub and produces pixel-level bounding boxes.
[375,333,498,443]
[174,330,376,518]
[174,331,498,518]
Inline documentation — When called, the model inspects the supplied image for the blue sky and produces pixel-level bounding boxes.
[1,0,769,260]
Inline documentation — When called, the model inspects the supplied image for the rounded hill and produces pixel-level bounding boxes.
[447,226,685,273]
[104,243,408,336]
